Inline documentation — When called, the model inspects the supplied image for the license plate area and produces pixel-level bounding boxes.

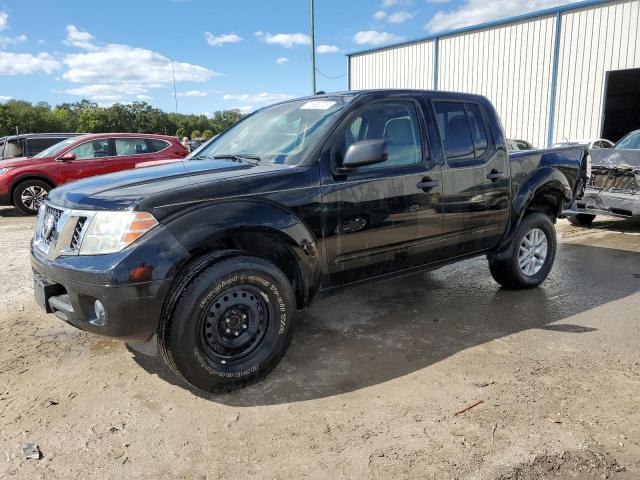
[33,274,66,313]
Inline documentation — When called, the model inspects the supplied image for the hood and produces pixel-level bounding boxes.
[0,156,44,167]
[47,159,296,211]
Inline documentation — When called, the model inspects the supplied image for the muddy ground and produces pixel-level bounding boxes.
[0,206,638,479]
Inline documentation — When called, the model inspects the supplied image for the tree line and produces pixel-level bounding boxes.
[0,99,246,139]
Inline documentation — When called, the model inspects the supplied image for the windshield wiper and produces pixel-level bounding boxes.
[209,154,262,164]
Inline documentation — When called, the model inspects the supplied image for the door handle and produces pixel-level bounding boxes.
[487,170,505,181]
[417,179,440,190]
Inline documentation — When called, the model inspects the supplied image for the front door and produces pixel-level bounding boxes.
[433,100,510,257]
[58,138,115,184]
[322,99,443,286]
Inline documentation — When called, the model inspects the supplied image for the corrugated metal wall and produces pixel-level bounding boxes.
[348,0,640,147]
[553,0,640,143]
[350,41,436,90]
[437,16,557,148]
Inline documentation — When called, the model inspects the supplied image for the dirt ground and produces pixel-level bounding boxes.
[0,206,638,480]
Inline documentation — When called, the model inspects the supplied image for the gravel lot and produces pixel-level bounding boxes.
[0,206,638,479]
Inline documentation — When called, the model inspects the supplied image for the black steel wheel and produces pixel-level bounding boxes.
[160,254,296,393]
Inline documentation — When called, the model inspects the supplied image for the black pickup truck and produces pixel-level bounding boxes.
[30,90,588,392]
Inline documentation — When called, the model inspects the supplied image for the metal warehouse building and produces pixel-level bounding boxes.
[347,0,640,147]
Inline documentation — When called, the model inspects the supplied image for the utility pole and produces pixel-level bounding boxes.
[171,60,179,113]
[310,0,316,94]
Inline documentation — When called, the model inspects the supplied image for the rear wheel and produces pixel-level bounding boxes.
[568,213,596,227]
[489,212,557,289]
[159,254,296,393]
[12,179,51,215]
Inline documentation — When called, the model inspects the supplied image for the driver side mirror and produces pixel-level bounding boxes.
[58,152,76,162]
[338,140,388,173]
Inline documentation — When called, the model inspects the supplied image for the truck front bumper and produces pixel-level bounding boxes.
[31,250,173,342]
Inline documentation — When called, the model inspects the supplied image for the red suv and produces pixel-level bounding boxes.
[0,133,188,214]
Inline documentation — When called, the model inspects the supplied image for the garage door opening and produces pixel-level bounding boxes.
[601,68,640,143]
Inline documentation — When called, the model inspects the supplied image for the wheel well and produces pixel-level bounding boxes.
[526,188,564,223]
[10,176,55,202]
[191,231,308,309]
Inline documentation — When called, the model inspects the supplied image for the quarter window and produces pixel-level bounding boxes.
[339,102,423,171]
[434,101,491,161]
[69,139,111,160]
[145,139,170,153]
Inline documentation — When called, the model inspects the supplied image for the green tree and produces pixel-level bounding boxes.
[175,127,186,139]
[201,129,213,140]
[191,129,202,139]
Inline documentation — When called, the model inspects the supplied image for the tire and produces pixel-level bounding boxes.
[12,179,51,215]
[568,214,596,227]
[488,212,557,289]
[159,254,296,393]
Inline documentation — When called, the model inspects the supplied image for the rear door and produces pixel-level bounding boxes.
[114,137,173,170]
[322,98,443,285]
[433,99,509,256]
[58,138,115,184]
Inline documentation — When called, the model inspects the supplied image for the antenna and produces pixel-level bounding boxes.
[310,0,316,94]
[171,60,179,113]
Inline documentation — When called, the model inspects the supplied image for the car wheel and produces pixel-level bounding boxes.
[488,212,557,289]
[12,180,51,215]
[568,214,596,227]
[159,254,296,393]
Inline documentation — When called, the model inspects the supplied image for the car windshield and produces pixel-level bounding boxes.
[614,131,640,150]
[34,137,78,158]
[194,97,350,165]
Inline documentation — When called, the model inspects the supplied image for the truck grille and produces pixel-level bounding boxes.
[34,204,94,259]
[42,205,64,246]
[70,217,87,250]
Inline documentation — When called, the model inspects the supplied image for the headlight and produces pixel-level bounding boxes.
[0,167,13,176]
[79,211,158,255]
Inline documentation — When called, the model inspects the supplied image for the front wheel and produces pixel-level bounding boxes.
[12,180,51,215]
[159,255,296,393]
[488,212,557,289]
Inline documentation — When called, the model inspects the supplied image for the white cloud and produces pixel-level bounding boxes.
[426,0,451,3]
[256,31,310,48]
[353,30,403,45]
[64,25,96,50]
[373,10,387,20]
[136,94,152,101]
[230,105,255,114]
[426,0,574,32]
[0,95,11,102]
[223,92,296,104]
[63,43,220,85]
[56,83,150,101]
[177,89,208,97]
[276,57,289,65]
[382,0,413,6]
[0,52,60,75]
[0,34,27,49]
[0,12,8,31]
[204,32,243,47]
[388,10,416,23]
[317,44,339,54]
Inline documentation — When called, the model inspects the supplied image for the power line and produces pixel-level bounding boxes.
[315,68,347,80]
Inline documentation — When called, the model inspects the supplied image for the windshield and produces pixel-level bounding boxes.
[195,97,350,165]
[614,131,640,150]
[34,137,78,158]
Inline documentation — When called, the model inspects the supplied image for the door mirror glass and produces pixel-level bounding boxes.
[340,140,388,171]
[58,152,76,161]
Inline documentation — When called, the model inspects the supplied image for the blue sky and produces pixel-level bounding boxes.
[0,0,575,115]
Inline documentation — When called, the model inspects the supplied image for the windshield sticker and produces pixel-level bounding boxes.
[300,101,336,110]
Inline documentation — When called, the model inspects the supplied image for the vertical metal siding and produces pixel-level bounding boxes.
[437,16,557,147]
[348,0,640,147]
[349,41,435,90]
[553,0,640,142]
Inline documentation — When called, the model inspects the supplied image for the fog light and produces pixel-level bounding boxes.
[93,300,107,327]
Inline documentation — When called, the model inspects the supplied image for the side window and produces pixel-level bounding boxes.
[3,139,24,159]
[26,138,64,157]
[339,102,423,171]
[465,104,489,157]
[115,138,149,156]
[145,139,170,153]
[69,139,111,160]
[434,102,474,161]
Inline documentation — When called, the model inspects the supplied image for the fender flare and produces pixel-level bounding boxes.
[162,198,322,305]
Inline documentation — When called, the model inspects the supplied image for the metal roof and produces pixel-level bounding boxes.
[347,0,617,57]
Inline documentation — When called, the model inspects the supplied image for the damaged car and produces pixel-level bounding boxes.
[569,130,640,226]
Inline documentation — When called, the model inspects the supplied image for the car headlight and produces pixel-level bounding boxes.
[79,211,158,255]
[0,167,13,176]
